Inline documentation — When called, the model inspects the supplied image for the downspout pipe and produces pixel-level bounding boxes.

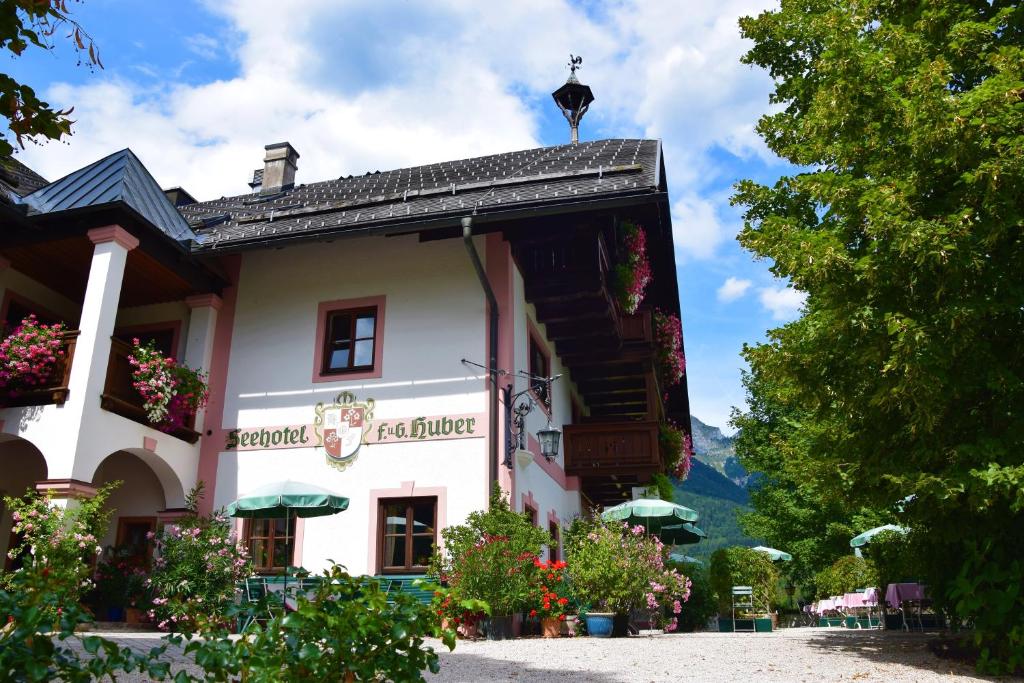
[462,216,500,502]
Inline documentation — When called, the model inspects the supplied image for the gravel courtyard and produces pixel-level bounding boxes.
[78,628,1021,682]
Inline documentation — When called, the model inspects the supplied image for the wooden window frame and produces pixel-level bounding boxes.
[113,321,182,361]
[244,517,296,575]
[377,496,437,575]
[527,321,552,414]
[115,516,157,562]
[524,503,539,527]
[312,296,386,383]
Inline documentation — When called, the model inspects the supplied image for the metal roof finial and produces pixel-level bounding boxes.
[552,55,594,145]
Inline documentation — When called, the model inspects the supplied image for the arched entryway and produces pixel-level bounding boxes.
[91,450,181,560]
[0,435,48,571]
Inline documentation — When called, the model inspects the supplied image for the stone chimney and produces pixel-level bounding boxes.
[261,142,299,192]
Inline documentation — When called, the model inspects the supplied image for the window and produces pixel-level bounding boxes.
[528,334,550,406]
[524,503,538,527]
[379,497,436,574]
[549,521,561,562]
[116,517,156,563]
[314,296,386,382]
[2,294,61,335]
[114,327,177,358]
[246,517,296,574]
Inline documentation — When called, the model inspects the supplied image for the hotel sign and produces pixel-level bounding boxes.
[224,392,484,470]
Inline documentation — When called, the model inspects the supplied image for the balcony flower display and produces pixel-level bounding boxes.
[0,315,66,396]
[128,339,209,433]
[653,309,685,387]
[613,222,651,315]
[660,421,692,481]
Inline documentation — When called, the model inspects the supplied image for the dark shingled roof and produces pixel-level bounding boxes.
[0,157,48,199]
[181,138,662,250]
[21,148,197,243]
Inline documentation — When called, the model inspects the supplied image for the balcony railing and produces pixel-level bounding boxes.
[0,330,79,408]
[564,420,661,477]
[620,309,653,344]
[100,337,200,444]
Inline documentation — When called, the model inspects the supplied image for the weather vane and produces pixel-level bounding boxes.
[568,54,583,75]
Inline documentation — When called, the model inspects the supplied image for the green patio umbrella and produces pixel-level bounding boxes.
[227,480,349,598]
[668,553,703,566]
[659,522,707,546]
[601,498,699,530]
[752,546,793,562]
[850,524,907,548]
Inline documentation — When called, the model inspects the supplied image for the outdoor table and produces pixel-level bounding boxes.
[841,590,881,629]
[885,583,928,630]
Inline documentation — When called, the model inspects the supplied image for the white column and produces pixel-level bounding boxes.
[46,226,137,478]
[183,294,221,433]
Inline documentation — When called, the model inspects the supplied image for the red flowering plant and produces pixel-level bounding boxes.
[128,339,209,433]
[613,222,652,315]
[653,309,685,387]
[528,558,571,621]
[0,315,66,396]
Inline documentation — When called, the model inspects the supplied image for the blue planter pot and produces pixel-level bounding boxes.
[106,606,125,622]
[585,613,615,638]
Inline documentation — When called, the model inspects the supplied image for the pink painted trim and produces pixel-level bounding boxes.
[143,436,158,452]
[547,509,561,527]
[311,295,386,383]
[367,481,447,575]
[35,478,98,499]
[87,225,139,251]
[292,517,306,567]
[115,320,183,360]
[521,490,538,523]
[487,233,515,503]
[185,293,223,311]
[196,255,242,516]
[527,433,580,491]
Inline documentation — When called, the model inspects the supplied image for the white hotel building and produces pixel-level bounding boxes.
[0,128,691,578]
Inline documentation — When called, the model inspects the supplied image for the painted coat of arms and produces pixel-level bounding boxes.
[314,392,375,471]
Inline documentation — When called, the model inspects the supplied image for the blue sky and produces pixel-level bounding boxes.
[6,0,802,431]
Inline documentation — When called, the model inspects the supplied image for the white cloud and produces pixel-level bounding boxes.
[759,285,807,321]
[717,276,752,302]
[18,0,782,225]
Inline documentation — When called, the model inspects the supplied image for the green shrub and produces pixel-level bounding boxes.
[430,485,549,616]
[668,560,715,631]
[148,485,250,631]
[814,556,878,599]
[1,482,117,615]
[565,517,691,629]
[172,564,452,682]
[708,546,778,615]
[866,530,918,591]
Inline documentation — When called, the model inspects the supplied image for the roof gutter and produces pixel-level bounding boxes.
[461,215,499,504]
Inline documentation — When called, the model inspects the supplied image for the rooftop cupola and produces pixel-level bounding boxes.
[551,55,594,145]
[261,141,299,192]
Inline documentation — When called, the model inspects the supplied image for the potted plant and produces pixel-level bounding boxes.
[565,517,691,637]
[653,309,686,388]
[529,558,571,637]
[430,485,550,641]
[434,586,489,640]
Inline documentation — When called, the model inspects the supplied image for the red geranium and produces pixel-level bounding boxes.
[531,558,572,619]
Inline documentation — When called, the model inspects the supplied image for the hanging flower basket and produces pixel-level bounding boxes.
[128,339,209,433]
[653,309,685,387]
[660,421,693,480]
[612,222,651,315]
[0,315,66,396]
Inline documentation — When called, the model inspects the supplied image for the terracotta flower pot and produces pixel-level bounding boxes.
[541,616,561,638]
[125,607,144,625]
[458,620,480,639]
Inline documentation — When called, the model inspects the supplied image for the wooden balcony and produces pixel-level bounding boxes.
[0,330,79,408]
[564,420,661,477]
[100,337,200,444]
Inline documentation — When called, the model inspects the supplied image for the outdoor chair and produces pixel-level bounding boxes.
[731,586,756,633]
[240,576,278,632]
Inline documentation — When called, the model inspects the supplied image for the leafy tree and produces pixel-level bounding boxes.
[0,0,101,157]
[733,0,1023,671]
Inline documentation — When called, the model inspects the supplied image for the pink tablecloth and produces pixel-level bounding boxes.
[885,583,926,608]
[842,589,880,608]
[817,598,835,612]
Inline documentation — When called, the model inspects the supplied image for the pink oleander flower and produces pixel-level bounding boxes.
[653,309,685,387]
[613,223,652,315]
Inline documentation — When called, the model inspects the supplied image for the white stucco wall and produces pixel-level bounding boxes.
[92,450,167,548]
[213,234,492,574]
